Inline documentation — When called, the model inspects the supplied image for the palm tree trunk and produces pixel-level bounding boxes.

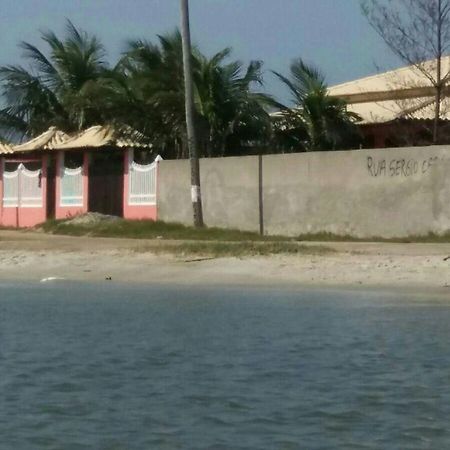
[208,132,214,157]
[220,137,226,157]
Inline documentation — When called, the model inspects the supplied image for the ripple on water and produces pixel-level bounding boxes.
[1,284,450,449]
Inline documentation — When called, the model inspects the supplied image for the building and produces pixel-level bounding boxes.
[0,126,161,227]
[328,56,450,148]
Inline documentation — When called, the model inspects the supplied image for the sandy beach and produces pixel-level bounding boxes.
[0,229,449,296]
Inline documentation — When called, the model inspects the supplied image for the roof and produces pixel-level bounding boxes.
[54,125,151,150]
[0,125,152,155]
[328,56,450,124]
[12,127,70,152]
[0,142,14,155]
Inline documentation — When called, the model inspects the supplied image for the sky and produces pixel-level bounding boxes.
[0,0,402,104]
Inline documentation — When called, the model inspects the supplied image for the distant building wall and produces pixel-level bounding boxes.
[158,146,450,238]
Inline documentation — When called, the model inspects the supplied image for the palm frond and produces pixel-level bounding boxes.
[273,58,361,151]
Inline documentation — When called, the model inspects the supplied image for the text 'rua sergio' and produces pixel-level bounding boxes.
[367,156,439,177]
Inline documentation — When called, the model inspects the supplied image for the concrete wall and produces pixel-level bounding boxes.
[157,146,450,238]
[263,147,450,237]
[158,156,260,231]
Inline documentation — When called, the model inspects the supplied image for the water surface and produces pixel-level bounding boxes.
[0,282,449,449]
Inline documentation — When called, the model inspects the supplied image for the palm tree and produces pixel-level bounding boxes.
[120,32,273,158]
[0,22,273,157]
[118,31,189,158]
[195,49,273,156]
[0,20,109,141]
[273,59,361,151]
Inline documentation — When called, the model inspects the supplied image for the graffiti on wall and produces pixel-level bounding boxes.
[367,156,439,177]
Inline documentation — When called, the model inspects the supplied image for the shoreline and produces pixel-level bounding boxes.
[1,230,449,297]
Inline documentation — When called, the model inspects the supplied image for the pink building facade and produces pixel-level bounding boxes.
[0,128,160,228]
[123,150,159,221]
[55,151,89,220]
[0,155,48,227]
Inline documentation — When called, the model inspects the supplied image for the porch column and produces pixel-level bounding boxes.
[41,154,48,221]
[55,151,63,211]
[82,151,89,212]
[155,154,163,221]
[0,156,4,224]
[123,148,131,217]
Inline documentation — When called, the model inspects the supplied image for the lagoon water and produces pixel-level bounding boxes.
[0,282,450,449]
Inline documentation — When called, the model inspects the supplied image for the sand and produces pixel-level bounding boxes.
[0,230,449,296]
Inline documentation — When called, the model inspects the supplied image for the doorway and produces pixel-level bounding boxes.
[88,150,124,217]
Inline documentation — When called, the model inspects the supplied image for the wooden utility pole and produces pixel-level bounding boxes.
[180,0,204,227]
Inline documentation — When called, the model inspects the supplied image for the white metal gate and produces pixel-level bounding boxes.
[128,152,161,205]
[2,164,43,207]
[60,155,83,206]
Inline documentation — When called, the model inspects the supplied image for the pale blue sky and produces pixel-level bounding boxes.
[0,0,401,103]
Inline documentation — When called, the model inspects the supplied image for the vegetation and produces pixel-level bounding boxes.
[0,20,110,140]
[0,20,360,154]
[140,241,334,258]
[296,230,450,243]
[39,218,336,256]
[40,218,287,241]
[272,59,361,151]
[40,218,450,244]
